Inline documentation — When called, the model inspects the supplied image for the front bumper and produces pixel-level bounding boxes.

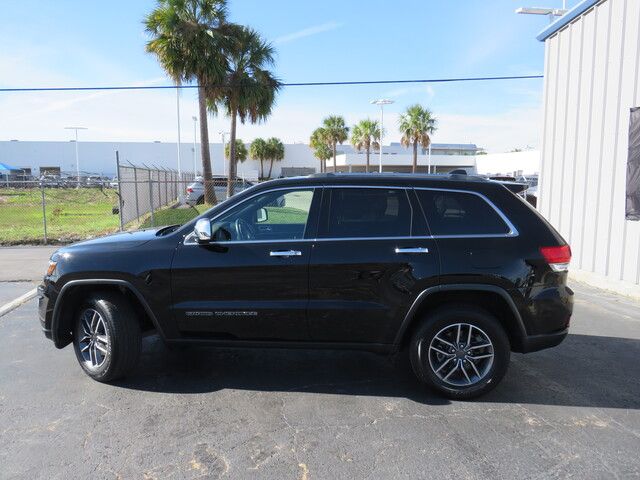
[38,283,55,340]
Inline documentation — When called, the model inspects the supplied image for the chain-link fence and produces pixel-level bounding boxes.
[116,161,196,228]
[0,179,120,244]
[0,164,248,245]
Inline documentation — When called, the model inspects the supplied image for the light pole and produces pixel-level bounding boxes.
[219,131,230,176]
[175,88,182,180]
[515,2,567,24]
[64,126,87,186]
[192,116,198,176]
[371,99,394,173]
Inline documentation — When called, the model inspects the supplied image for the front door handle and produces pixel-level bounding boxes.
[270,250,302,257]
[395,247,429,254]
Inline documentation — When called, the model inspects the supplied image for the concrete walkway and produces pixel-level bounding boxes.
[0,245,59,283]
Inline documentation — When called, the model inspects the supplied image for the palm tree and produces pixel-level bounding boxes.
[265,137,284,179]
[322,116,349,172]
[310,127,330,173]
[313,143,332,173]
[398,104,437,173]
[225,139,248,163]
[350,119,381,173]
[210,26,280,197]
[249,137,268,179]
[145,0,230,204]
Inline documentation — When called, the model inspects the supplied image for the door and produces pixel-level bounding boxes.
[414,187,521,286]
[307,187,440,344]
[171,187,319,341]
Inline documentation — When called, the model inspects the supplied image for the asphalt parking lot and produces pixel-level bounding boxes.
[1,274,639,478]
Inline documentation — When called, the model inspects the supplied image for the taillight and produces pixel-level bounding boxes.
[540,245,571,272]
[187,187,193,193]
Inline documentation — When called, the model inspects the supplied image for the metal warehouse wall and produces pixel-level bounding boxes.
[539,0,640,291]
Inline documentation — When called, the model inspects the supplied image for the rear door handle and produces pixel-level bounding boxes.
[270,250,302,257]
[395,247,429,254]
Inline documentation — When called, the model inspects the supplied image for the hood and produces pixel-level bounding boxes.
[59,228,160,252]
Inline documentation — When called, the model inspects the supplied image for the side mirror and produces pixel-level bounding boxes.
[194,218,212,243]
[256,207,268,223]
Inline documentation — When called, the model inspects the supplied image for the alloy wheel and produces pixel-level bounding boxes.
[78,308,110,370]
[424,323,494,387]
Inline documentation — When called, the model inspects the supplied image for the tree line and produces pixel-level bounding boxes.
[145,0,438,205]
[310,105,437,174]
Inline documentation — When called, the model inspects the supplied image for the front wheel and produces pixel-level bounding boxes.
[72,291,141,382]
[410,306,510,399]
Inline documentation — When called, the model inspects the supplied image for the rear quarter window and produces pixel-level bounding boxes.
[416,189,511,236]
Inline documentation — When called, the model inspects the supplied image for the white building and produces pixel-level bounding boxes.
[0,140,479,179]
[475,150,540,177]
[538,0,640,296]
[333,143,478,173]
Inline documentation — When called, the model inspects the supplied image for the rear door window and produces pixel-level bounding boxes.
[320,188,412,238]
[416,189,511,236]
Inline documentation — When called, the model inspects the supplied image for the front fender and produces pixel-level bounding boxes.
[50,278,164,348]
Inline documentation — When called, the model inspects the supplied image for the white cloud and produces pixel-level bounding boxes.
[273,21,343,45]
[0,39,540,154]
[428,107,542,153]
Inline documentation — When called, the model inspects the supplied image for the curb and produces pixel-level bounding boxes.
[0,288,38,318]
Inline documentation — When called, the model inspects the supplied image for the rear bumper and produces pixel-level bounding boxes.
[518,328,568,353]
[513,284,573,353]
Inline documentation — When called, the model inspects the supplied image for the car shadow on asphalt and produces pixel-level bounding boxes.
[113,333,640,409]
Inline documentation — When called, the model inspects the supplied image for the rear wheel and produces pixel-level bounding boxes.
[72,291,141,382]
[410,306,510,399]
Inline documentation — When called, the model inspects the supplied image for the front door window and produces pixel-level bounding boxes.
[210,188,314,242]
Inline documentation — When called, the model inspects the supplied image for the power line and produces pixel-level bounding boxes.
[0,75,543,93]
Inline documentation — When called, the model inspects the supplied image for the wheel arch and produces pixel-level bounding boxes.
[51,279,161,349]
[394,284,528,352]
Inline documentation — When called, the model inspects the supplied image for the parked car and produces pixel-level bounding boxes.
[84,175,105,188]
[38,173,573,399]
[38,175,62,188]
[185,175,254,205]
[515,175,539,207]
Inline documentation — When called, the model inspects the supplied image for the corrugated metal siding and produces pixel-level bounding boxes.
[540,0,640,285]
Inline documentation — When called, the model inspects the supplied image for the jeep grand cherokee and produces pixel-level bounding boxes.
[39,173,573,399]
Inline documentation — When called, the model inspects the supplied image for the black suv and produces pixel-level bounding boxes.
[38,173,573,399]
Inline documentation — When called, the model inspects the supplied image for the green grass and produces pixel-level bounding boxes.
[263,206,308,224]
[0,187,312,245]
[139,204,209,229]
[0,188,120,245]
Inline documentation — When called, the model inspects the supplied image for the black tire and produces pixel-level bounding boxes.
[409,306,510,400]
[72,291,142,382]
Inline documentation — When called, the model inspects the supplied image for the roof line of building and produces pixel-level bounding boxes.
[537,0,601,42]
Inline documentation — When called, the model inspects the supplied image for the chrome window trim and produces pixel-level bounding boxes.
[413,186,519,238]
[183,184,518,246]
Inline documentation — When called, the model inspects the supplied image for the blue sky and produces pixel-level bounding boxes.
[0,0,577,151]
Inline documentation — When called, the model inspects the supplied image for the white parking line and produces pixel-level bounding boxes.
[0,288,38,318]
